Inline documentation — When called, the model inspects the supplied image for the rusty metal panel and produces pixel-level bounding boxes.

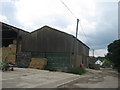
[75,55,82,67]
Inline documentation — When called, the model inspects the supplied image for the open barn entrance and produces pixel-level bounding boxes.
[2,24,18,47]
[1,22,18,64]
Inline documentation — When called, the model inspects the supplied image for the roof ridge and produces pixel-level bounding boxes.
[0,22,29,33]
[30,25,89,49]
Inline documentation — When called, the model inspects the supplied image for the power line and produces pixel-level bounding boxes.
[78,20,95,57]
[60,0,93,50]
[79,21,93,49]
[60,0,77,19]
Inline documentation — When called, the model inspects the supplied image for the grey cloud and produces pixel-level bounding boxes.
[1,1,23,28]
[1,1,118,52]
[82,2,118,50]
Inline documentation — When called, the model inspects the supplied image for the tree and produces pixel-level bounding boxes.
[106,39,120,68]
[102,59,113,68]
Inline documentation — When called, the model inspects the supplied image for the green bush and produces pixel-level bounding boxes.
[0,61,8,67]
[0,60,9,71]
[44,66,57,71]
[66,67,86,75]
[102,59,113,68]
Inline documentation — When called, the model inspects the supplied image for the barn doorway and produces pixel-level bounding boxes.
[1,23,18,64]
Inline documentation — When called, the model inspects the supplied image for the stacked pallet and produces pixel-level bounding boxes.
[29,58,47,69]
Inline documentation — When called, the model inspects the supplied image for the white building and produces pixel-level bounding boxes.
[95,60,104,66]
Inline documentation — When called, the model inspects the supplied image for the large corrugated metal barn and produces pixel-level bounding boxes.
[19,26,89,70]
[1,22,89,71]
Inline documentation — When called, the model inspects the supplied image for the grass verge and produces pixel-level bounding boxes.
[66,67,86,75]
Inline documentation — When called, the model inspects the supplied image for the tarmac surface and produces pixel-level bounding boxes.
[58,68,119,88]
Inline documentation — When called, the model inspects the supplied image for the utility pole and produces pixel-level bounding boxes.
[76,19,79,38]
[73,19,79,67]
[75,18,79,54]
[93,49,94,57]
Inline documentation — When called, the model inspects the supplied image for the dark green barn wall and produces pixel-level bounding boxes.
[32,53,71,71]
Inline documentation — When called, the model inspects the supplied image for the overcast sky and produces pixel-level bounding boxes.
[0,0,119,57]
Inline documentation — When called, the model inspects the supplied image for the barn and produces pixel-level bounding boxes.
[1,22,29,64]
[1,22,89,71]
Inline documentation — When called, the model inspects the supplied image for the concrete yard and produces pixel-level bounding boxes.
[2,68,80,88]
[1,68,119,88]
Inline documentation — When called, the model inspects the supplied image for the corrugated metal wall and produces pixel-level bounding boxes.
[22,27,74,53]
[21,26,89,54]
[19,31,31,52]
[18,26,89,70]
[16,30,31,66]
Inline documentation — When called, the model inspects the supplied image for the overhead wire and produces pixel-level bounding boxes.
[79,21,95,57]
[79,21,93,49]
[60,0,77,19]
[60,0,94,50]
